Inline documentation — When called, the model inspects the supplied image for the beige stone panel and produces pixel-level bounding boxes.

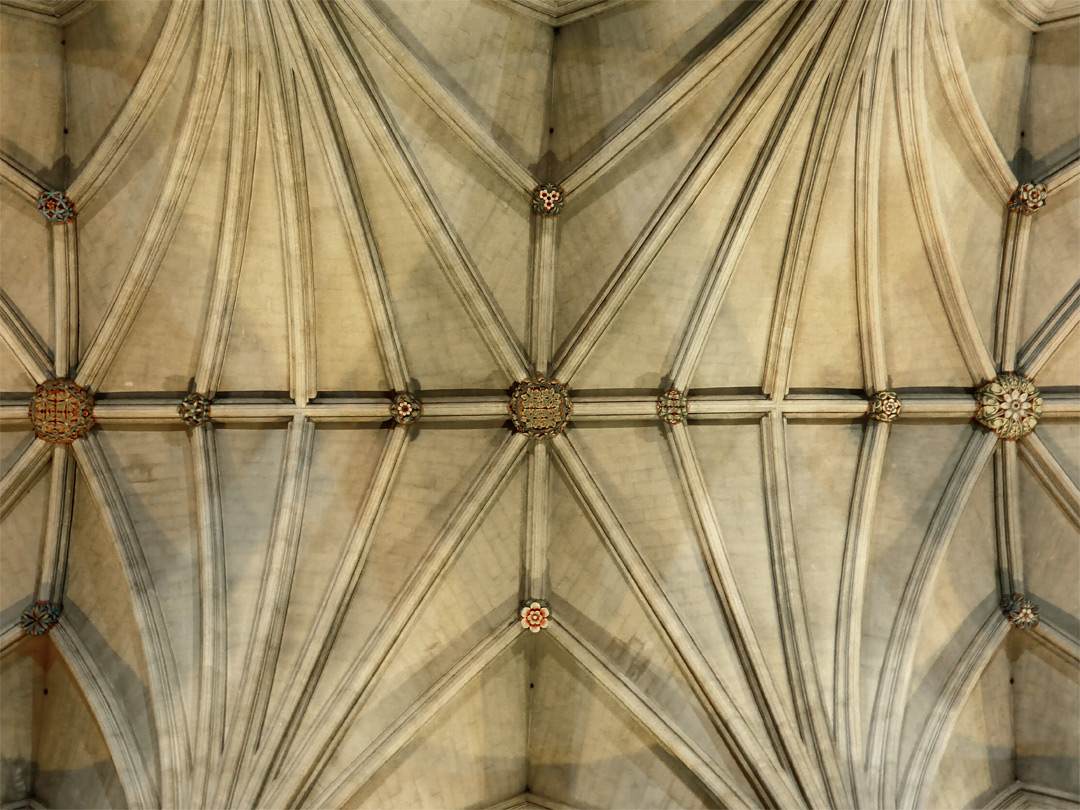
[1038,422,1080,486]
[0,10,63,187]
[64,474,159,782]
[570,426,761,718]
[926,54,1006,354]
[295,428,508,746]
[1036,327,1080,388]
[217,99,291,394]
[261,425,399,727]
[556,56,795,357]
[0,457,47,618]
[1022,179,1080,351]
[0,639,37,803]
[343,640,528,809]
[1024,24,1080,175]
[550,0,754,172]
[326,71,509,390]
[547,456,759,799]
[1020,461,1080,627]
[528,634,714,809]
[788,99,862,391]
[690,105,816,391]
[299,116,389,394]
[102,76,231,393]
[365,49,531,351]
[1,185,53,357]
[0,342,36,394]
[1013,631,1080,793]
[77,43,195,358]
[575,79,814,390]
[316,464,524,799]
[557,23,786,354]
[786,420,865,724]
[216,425,287,695]
[35,640,127,809]
[64,0,171,173]
[860,423,972,732]
[554,95,703,358]
[0,430,36,479]
[949,0,1029,166]
[925,643,1014,810]
[900,465,997,767]
[688,420,788,711]
[94,428,198,745]
[878,67,972,387]
[363,0,551,168]
[566,196,705,389]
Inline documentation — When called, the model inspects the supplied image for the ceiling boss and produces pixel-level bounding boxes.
[974,374,1043,440]
[508,377,572,439]
[28,378,95,444]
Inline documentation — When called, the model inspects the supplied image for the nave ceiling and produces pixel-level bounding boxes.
[0,0,1078,808]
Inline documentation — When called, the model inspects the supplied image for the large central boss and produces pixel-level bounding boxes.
[508,377,572,439]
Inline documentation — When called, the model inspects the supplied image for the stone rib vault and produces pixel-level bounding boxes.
[0,0,1078,808]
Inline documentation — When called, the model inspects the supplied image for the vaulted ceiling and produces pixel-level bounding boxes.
[0,0,1078,808]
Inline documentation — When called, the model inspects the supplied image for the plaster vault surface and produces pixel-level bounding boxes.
[0,0,1078,808]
